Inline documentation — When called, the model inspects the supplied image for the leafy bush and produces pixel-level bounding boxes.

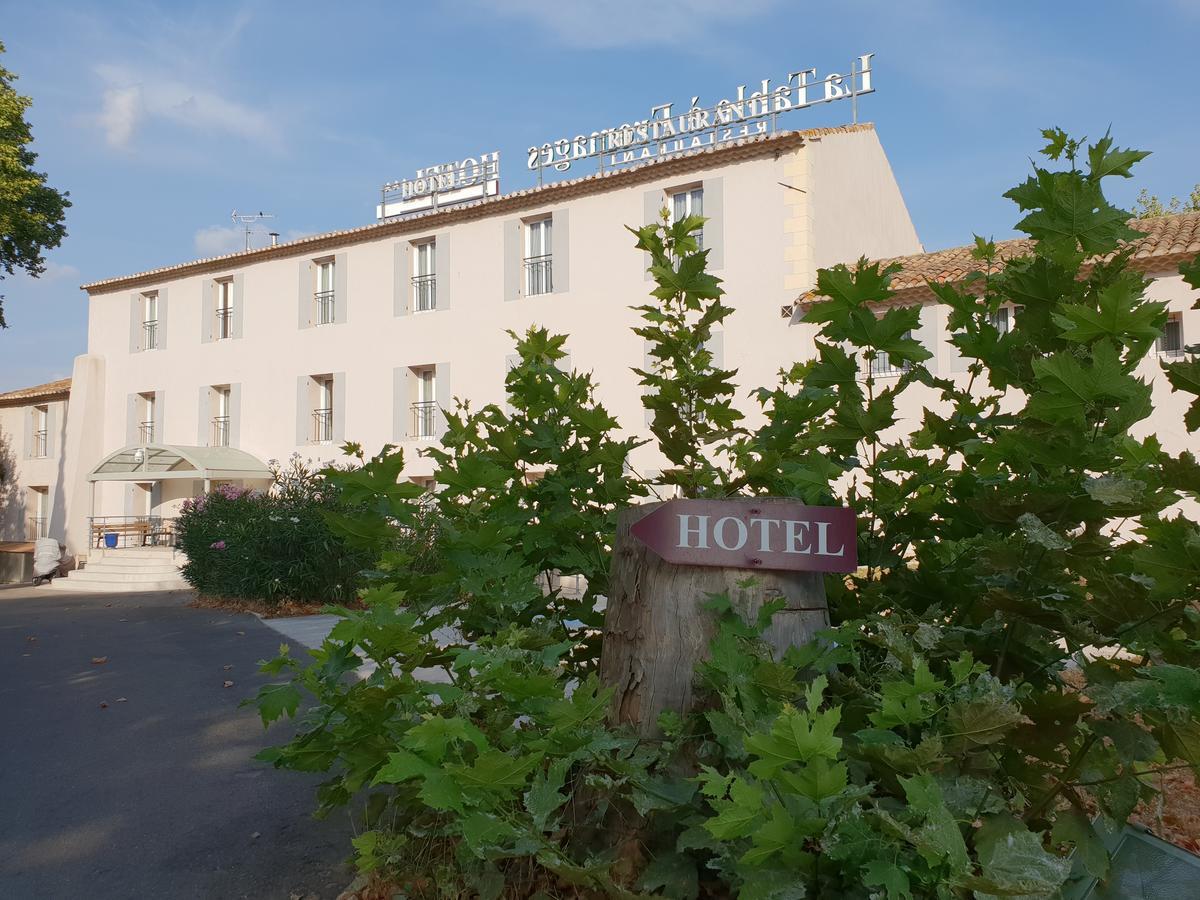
[176,456,376,605]
[252,131,1200,898]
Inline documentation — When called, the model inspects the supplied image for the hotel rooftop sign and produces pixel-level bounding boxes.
[527,54,875,182]
[377,152,500,220]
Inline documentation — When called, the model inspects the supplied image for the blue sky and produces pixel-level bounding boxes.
[1,0,1198,391]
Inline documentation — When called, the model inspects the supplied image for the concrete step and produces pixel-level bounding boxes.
[62,569,186,583]
[78,564,186,575]
[47,576,191,593]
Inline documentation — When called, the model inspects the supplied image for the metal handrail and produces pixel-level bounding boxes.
[89,515,176,549]
[523,254,553,295]
[212,415,230,447]
[312,407,334,442]
[411,274,437,311]
[32,429,48,458]
[215,305,234,339]
[139,421,155,444]
[314,289,336,325]
[143,320,159,350]
[411,400,438,438]
[26,517,47,540]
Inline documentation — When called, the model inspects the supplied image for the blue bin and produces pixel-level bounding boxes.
[104,533,118,549]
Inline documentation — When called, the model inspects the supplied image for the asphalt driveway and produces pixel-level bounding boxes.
[0,585,355,899]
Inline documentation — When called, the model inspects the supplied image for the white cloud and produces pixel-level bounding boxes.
[193,225,246,257]
[95,64,277,151]
[469,0,779,48]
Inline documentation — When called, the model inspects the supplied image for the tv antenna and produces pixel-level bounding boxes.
[230,210,276,251]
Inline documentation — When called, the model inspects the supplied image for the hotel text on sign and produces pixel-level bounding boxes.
[629,499,857,574]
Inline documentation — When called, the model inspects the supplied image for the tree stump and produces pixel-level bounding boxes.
[598,500,830,737]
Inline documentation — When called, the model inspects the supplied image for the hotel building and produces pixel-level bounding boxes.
[0,123,1197,585]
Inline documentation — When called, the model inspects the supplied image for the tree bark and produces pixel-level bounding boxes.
[598,500,830,737]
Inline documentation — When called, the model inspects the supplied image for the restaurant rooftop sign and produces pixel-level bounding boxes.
[527,54,875,182]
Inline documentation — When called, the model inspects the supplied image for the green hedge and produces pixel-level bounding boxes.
[176,483,371,605]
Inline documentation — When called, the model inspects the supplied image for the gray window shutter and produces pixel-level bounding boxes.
[393,367,412,439]
[434,235,449,311]
[23,408,32,458]
[702,178,725,271]
[296,376,310,444]
[334,253,348,324]
[155,390,166,443]
[643,190,662,279]
[129,293,141,352]
[201,281,215,343]
[503,220,521,301]
[435,362,451,438]
[298,261,312,329]
[333,371,347,442]
[229,383,242,448]
[644,340,657,425]
[394,243,409,316]
[197,386,210,445]
[552,209,569,294]
[126,393,138,445]
[232,274,245,339]
[915,304,938,374]
[157,288,169,350]
[46,403,57,457]
[707,330,724,369]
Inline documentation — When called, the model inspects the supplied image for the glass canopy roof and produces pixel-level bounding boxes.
[88,444,273,482]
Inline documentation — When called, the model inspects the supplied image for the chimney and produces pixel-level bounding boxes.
[268,232,280,247]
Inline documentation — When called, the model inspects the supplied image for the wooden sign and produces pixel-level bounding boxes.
[629,498,857,574]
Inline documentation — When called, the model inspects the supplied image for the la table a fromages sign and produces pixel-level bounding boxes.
[630,499,857,574]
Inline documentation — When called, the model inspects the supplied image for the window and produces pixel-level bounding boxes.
[216,280,234,340]
[315,260,336,325]
[869,333,912,377]
[988,307,1011,334]
[524,218,553,296]
[313,377,334,442]
[1158,314,1184,357]
[27,487,48,540]
[671,186,704,249]
[412,241,437,312]
[139,393,156,444]
[412,367,437,438]
[32,405,48,458]
[212,386,231,447]
[143,293,159,350]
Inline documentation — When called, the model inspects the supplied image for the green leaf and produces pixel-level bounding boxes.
[1163,357,1200,432]
[705,777,766,840]
[524,758,570,831]
[745,703,843,777]
[460,812,520,857]
[943,695,1028,754]
[1084,475,1145,506]
[1051,808,1109,881]
[780,757,848,803]
[637,851,699,899]
[252,682,302,727]
[1018,513,1070,551]
[972,814,1071,899]
[862,859,913,900]
[900,774,970,871]
[402,715,489,762]
[449,749,544,795]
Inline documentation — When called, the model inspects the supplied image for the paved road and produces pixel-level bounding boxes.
[0,585,355,899]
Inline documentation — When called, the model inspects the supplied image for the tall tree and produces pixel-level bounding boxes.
[0,41,69,328]
[1132,183,1200,217]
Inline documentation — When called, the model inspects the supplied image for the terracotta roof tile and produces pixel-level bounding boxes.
[880,211,1200,297]
[0,377,71,406]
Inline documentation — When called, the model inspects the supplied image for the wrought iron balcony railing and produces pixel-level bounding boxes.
[412,274,437,312]
[32,429,47,458]
[314,290,336,325]
[412,401,438,439]
[523,254,553,296]
[143,319,159,350]
[139,420,155,444]
[312,407,333,443]
[216,305,234,339]
[212,416,230,447]
[26,517,47,540]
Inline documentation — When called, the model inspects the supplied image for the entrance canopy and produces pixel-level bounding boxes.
[88,444,272,482]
